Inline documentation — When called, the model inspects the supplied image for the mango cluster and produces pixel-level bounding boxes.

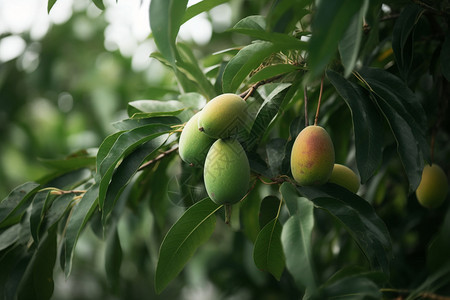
[179,93,250,205]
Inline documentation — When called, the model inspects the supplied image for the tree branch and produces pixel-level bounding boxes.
[138,146,179,171]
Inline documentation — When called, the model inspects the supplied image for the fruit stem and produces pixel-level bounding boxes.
[138,146,178,171]
[224,204,232,225]
[314,74,325,126]
[304,86,309,126]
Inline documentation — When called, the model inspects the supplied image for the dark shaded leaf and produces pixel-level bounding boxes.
[105,228,122,291]
[0,224,21,251]
[441,31,450,81]
[259,195,281,229]
[0,182,40,228]
[91,0,105,10]
[248,64,301,84]
[327,70,383,183]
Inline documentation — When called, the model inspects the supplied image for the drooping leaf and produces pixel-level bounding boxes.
[222,41,283,93]
[182,0,229,24]
[38,149,96,171]
[102,135,168,224]
[0,224,21,251]
[155,198,221,294]
[16,226,57,300]
[266,0,312,33]
[96,132,123,177]
[308,0,363,79]
[97,124,171,209]
[392,4,423,80]
[62,183,99,277]
[327,70,383,183]
[316,274,382,300]
[253,218,285,280]
[29,191,51,243]
[105,228,122,291]
[239,183,261,243]
[47,0,57,13]
[298,184,392,274]
[245,83,292,150]
[149,0,188,65]
[338,0,369,77]
[280,183,316,291]
[441,31,450,81]
[0,182,40,228]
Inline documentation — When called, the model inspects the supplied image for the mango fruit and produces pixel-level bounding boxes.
[198,93,247,138]
[416,164,448,208]
[329,164,360,193]
[290,125,335,186]
[179,112,215,167]
[204,139,250,205]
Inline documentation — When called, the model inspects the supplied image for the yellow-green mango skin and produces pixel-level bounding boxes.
[290,125,335,186]
[179,112,215,167]
[198,93,247,139]
[416,164,448,209]
[329,164,360,193]
[204,139,250,205]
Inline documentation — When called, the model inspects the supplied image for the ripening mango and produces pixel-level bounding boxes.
[179,112,215,167]
[416,164,448,208]
[198,93,247,139]
[204,139,250,205]
[329,164,360,193]
[290,125,335,186]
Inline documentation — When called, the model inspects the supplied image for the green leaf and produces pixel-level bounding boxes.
[62,183,99,277]
[253,218,285,280]
[245,83,291,150]
[338,0,369,77]
[182,0,229,24]
[96,132,123,178]
[149,0,188,65]
[97,124,171,209]
[299,184,392,273]
[441,31,450,81]
[39,149,96,171]
[327,70,383,183]
[259,195,281,229]
[105,228,122,290]
[281,188,316,291]
[318,274,381,300]
[127,100,185,118]
[47,0,57,13]
[266,0,312,33]
[392,4,423,81]
[178,92,207,110]
[308,0,363,79]
[0,182,40,228]
[102,135,168,223]
[406,263,450,300]
[231,16,307,49]
[239,184,261,243]
[155,198,221,294]
[222,41,283,93]
[91,0,105,10]
[112,116,181,131]
[17,226,57,300]
[29,191,51,243]
[427,207,450,271]
[0,224,21,251]
[248,64,301,84]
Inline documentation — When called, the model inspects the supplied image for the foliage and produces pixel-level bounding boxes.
[1,0,450,299]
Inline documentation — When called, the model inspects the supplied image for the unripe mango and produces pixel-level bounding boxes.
[179,112,215,167]
[290,125,335,186]
[416,164,448,208]
[198,93,247,139]
[204,139,250,205]
[329,164,360,193]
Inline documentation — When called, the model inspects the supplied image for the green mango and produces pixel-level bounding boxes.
[204,139,250,205]
[416,164,448,208]
[329,164,360,193]
[179,112,215,167]
[198,93,247,138]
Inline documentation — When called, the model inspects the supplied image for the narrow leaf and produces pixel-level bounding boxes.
[253,219,285,280]
[327,70,383,183]
[0,224,21,251]
[248,64,301,84]
[91,0,105,10]
[105,228,122,290]
[0,182,40,228]
[47,0,57,13]
[308,0,363,79]
[63,183,99,277]
[259,196,281,229]
[127,100,185,118]
[155,198,221,294]
[441,31,450,81]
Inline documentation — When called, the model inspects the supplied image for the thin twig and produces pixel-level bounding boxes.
[304,86,309,126]
[314,75,324,126]
[138,146,179,171]
[239,74,284,100]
